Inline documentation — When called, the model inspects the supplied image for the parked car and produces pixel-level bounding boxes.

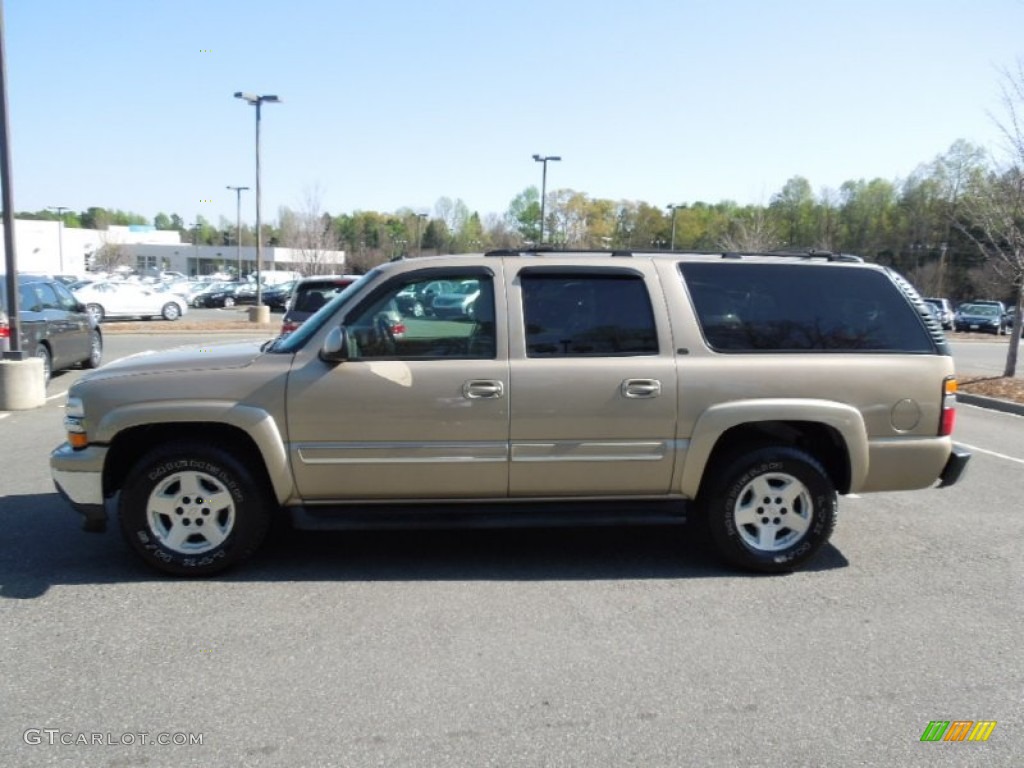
[192,282,241,308]
[52,249,969,577]
[953,303,1003,334]
[0,273,102,383]
[262,280,296,311]
[280,275,363,334]
[430,279,482,319]
[971,300,1011,333]
[72,281,188,322]
[923,297,954,330]
[233,282,259,305]
[395,279,455,317]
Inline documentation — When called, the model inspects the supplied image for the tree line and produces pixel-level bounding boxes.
[17,137,1016,305]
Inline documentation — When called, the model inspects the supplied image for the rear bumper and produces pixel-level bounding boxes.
[937,443,971,488]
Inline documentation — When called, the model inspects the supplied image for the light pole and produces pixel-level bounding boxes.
[667,203,681,251]
[235,91,281,308]
[226,185,249,277]
[936,241,949,297]
[192,221,200,276]
[414,212,428,256]
[47,206,69,272]
[532,154,560,245]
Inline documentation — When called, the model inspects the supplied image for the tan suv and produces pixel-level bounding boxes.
[50,250,970,576]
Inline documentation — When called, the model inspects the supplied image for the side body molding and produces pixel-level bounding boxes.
[679,399,869,498]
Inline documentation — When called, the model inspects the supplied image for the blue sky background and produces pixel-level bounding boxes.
[6,0,1024,227]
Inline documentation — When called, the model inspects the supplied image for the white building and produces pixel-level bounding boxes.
[0,219,345,278]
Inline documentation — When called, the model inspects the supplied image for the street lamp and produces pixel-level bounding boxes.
[226,185,249,277]
[234,91,281,307]
[667,203,681,251]
[532,154,561,245]
[414,212,428,256]
[192,221,200,276]
[48,206,69,272]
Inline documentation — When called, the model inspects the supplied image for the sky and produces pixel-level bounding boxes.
[5,0,1024,229]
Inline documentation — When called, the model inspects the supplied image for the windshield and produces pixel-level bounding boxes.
[968,306,999,317]
[272,271,374,353]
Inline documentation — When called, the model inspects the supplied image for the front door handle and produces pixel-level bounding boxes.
[621,379,661,398]
[463,380,505,399]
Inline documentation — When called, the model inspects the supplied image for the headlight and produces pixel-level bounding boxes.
[63,396,88,448]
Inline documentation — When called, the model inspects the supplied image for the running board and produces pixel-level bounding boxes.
[288,499,689,531]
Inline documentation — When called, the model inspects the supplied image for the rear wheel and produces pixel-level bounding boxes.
[223,296,235,308]
[118,442,272,576]
[83,329,102,369]
[35,344,52,385]
[700,446,837,573]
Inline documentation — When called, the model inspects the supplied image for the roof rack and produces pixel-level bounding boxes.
[481,248,864,263]
[758,249,863,263]
[483,248,635,258]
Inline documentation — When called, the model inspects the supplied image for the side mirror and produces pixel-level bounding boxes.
[320,325,353,363]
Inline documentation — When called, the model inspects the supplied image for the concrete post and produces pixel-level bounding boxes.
[0,357,45,410]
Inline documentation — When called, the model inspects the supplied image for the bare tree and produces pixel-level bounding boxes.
[283,185,344,275]
[717,208,782,252]
[954,61,1024,376]
[91,230,132,273]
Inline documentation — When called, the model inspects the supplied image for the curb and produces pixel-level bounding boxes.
[958,392,1024,417]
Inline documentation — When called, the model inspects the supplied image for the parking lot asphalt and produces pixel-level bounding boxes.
[0,333,1021,766]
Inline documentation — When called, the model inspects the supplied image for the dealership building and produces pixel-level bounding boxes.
[0,219,345,278]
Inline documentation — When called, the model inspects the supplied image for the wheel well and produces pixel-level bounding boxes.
[700,421,851,495]
[103,423,272,498]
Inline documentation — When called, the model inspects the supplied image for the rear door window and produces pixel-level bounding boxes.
[521,272,658,357]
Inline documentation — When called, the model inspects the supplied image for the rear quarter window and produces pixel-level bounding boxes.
[679,262,935,353]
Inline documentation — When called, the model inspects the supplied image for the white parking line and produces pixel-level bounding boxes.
[958,442,1024,467]
[0,413,9,421]
[46,393,66,402]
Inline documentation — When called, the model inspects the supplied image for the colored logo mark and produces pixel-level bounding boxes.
[920,720,997,742]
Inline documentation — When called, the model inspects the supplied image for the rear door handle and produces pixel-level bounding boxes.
[463,380,505,399]
[621,379,661,398]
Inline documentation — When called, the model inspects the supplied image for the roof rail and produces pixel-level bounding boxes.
[483,248,635,258]
[760,249,863,263]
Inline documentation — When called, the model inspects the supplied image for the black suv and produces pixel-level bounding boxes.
[0,274,103,383]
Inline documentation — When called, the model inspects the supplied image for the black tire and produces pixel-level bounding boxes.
[161,302,181,321]
[86,303,105,323]
[118,443,272,576]
[35,343,52,385]
[700,446,837,573]
[83,329,102,369]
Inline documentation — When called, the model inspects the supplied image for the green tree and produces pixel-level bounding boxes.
[506,187,540,243]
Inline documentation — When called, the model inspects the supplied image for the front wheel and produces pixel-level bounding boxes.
[118,443,272,576]
[700,446,837,573]
[223,296,235,308]
[161,302,181,321]
[86,303,105,323]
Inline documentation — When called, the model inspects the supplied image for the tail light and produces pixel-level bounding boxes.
[391,323,406,338]
[0,320,9,339]
[940,377,957,436]
[280,320,298,335]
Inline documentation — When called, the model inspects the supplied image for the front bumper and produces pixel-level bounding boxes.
[50,442,109,531]
[937,443,971,488]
